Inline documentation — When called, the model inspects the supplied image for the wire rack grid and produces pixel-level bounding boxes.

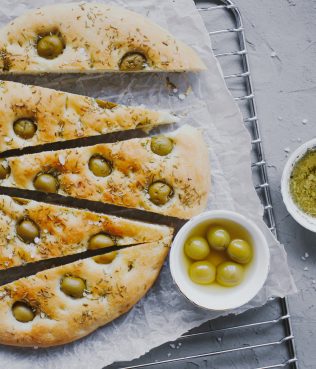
[107,1,298,368]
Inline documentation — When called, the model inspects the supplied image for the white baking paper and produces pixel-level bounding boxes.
[0,0,296,368]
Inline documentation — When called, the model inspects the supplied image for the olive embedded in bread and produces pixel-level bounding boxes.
[34,173,59,193]
[60,276,86,298]
[12,301,35,323]
[37,34,64,59]
[0,160,10,179]
[89,233,115,250]
[16,218,40,243]
[151,136,174,156]
[93,251,118,264]
[13,118,37,139]
[148,181,173,205]
[119,52,147,71]
[88,155,112,177]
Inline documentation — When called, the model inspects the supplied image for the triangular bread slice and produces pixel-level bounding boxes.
[0,2,206,73]
[0,80,177,152]
[0,194,173,270]
[1,125,210,219]
[0,238,171,347]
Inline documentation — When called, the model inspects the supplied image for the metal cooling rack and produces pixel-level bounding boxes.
[106,1,298,368]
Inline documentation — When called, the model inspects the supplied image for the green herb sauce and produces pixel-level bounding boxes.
[290,149,316,217]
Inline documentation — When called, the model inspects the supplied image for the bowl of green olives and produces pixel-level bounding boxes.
[170,210,270,311]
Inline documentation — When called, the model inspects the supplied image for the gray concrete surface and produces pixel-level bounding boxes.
[235,1,316,368]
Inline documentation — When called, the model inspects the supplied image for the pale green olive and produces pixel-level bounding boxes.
[0,160,10,179]
[148,181,173,205]
[88,155,112,177]
[60,276,86,298]
[184,236,210,260]
[89,233,115,250]
[96,99,118,110]
[216,261,244,287]
[37,34,64,59]
[227,239,252,264]
[119,52,147,71]
[207,226,231,251]
[13,118,37,139]
[93,251,118,264]
[151,136,174,156]
[34,173,59,193]
[16,218,40,243]
[12,301,35,323]
[189,261,216,285]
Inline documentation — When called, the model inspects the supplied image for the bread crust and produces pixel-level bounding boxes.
[0,238,171,347]
[3,125,211,219]
[0,194,173,270]
[0,80,176,152]
[0,2,206,73]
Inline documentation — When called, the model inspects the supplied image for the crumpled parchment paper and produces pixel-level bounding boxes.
[0,0,296,368]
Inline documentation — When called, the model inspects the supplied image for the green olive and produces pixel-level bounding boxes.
[88,155,112,177]
[227,239,252,264]
[119,52,147,71]
[206,226,231,251]
[216,261,244,287]
[34,173,59,193]
[151,136,174,156]
[96,99,118,110]
[89,233,115,250]
[93,251,118,264]
[16,218,40,243]
[60,276,86,298]
[12,301,35,323]
[148,181,173,205]
[0,160,10,179]
[189,261,216,285]
[184,236,210,260]
[13,118,37,139]
[37,34,64,59]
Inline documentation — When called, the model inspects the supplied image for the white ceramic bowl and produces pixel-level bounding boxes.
[281,138,316,232]
[170,210,270,311]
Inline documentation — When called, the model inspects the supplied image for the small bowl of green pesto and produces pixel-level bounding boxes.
[281,138,316,232]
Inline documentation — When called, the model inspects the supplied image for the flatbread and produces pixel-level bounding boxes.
[0,194,173,270]
[0,80,177,152]
[0,2,206,73]
[2,125,211,218]
[0,238,171,347]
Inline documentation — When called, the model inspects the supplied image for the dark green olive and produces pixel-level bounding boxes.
[93,251,118,264]
[119,52,147,71]
[37,34,64,59]
[13,118,37,139]
[148,181,173,205]
[89,233,115,250]
[0,160,10,179]
[88,155,112,177]
[34,173,59,193]
[12,301,35,323]
[60,276,86,298]
[16,218,40,243]
[96,99,118,109]
[151,136,174,156]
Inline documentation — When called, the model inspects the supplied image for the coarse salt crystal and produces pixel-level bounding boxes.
[173,88,178,93]
[284,147,290,153]
[34,237,40,244]
[178,93,186,101]
[169,343,176,349]
[305,252,309,258]
[304,267,309,271]
[4,137,10,142]
[302,119,308,124]
[270,51,277,57]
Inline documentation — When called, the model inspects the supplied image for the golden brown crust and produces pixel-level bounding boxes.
[3,125,211,219]
[0,80,177,152]
[0,194,173,270]
[0,2,206,73]
[0,239,171,347]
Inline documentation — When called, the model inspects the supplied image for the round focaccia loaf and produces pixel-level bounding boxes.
[0,194,173,270]
[0,238,171,347]
[0,80,177,152]
[2,125,211,219]
[0,2,206,73]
